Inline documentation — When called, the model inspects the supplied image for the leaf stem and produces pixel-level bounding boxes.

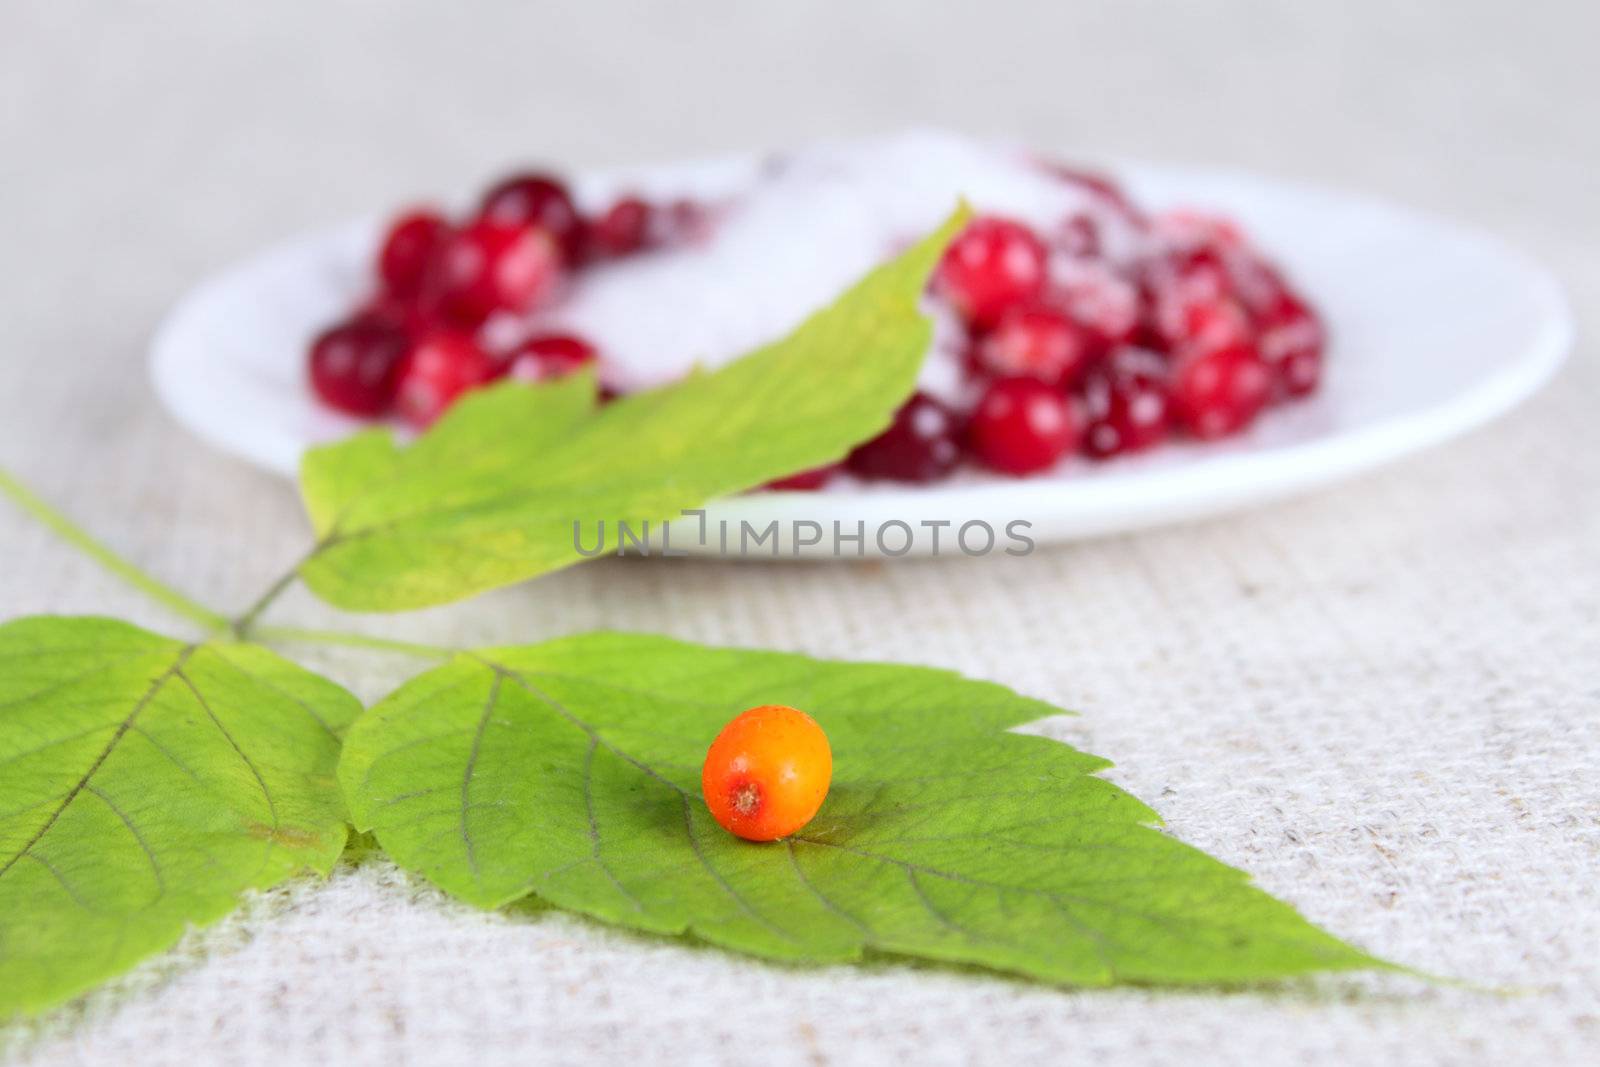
[250,624,456,659]
[231,562,304,638]
[0,466,230,634]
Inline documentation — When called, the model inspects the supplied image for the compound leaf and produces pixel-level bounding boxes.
[340,632,1386,986]
[297,208,967,612]
[0,615,358,1016]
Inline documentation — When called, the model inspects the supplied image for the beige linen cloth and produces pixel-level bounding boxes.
[1,2,1596,1064]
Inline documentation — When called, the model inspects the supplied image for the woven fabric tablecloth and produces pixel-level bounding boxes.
[2,2,1597,1064]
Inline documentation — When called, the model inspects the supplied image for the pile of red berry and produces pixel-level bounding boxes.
[308,164,1324,488]
[837,173,1325,485]
[307,172,704,427]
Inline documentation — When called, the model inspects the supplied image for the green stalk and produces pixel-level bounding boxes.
[251,624,456,659]
[0,466,230,634]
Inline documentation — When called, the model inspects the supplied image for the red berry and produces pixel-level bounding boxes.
[589,197,655,258]
[1151,212,1248,255]
[1038,161,1139,218]
[1225,253,1293,318]
[358,292,438,340]
[1179,297,1255,356]
[1051,260,1141,346]
[1170,343,1271,439]
[308,317,409,417]
[1054,213,1100,258]
[663,198,713,244]
[1078,349,1171,458]
[376,210,450,299]
[971,303,1097,387]
[1142,249,1233,336]
[846,392,962,483]
[967,377,1078,476]
[765,464,839,491]
[1256,298,1325,399]
[429,220,560,327]
[506,333,598,382]
[933,217,1048,329]
[394,331,504,428]
[478,173,584,262]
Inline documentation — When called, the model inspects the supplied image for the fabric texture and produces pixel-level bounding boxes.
[1,2,1596,1063]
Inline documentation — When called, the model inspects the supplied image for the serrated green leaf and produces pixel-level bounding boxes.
[0,616,359,1016]
[340,633,1386,986]
[297,208,968,612]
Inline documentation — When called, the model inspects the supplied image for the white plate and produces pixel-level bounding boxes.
[150,155,1572,557]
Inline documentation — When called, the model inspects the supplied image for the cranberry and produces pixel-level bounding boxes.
[967,377,1078,476]
[428,219,560,327]
[1054,214,1100,258]
[663,198,713,244]
[933,217,1048,329]
[478,172,584,262]
[376,210,450,299]
[308,317,409,417]
[1038,161,1139,218]
[1051,260,1141,346]
[507,333,598,382]
[765,464,840,491]
[1256,298,1325,399]
[1225,253,1293,318]
[971,303,1097,387]
[589,196,655,257]
[1142,247,1233,325]
[846,392,963,483]
[1178,297,1255,355]
[1170,343,1271,439]
[358,292,438,340]
[1078,349,1172,458]
[1152,212,1248,255]
[394,331,504,428]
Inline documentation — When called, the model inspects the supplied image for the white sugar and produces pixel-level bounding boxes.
[531,130,1136,397]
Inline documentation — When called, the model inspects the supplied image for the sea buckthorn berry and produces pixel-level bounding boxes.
[968,376,1079,475]
[376,209,450,299]
[933,216,1048,329]
[702,705,832,842]
[478,172,584,263]
[971,303,1097,387]
[394,330,504,429]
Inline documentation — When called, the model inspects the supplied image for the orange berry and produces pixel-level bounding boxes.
[701,705,832,841]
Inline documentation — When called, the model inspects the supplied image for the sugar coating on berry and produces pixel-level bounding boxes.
[312,131,1323,478]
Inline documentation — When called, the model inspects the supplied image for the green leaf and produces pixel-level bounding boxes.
[340,633,1386,986]
[0,615,358,1016]
[297,208,969,611]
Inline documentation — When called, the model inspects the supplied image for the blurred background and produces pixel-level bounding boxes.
[3,1,1594,599]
